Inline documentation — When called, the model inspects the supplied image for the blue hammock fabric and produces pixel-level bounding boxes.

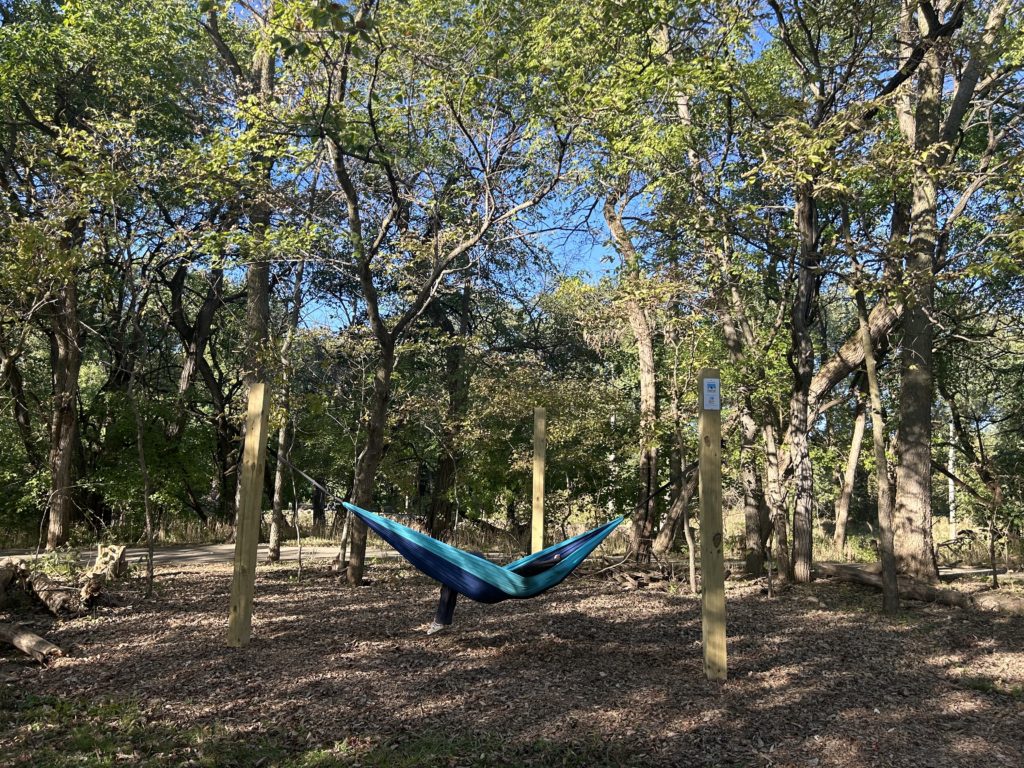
[343,502,623,604]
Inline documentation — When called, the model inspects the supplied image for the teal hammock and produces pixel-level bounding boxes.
[344,502,623,604]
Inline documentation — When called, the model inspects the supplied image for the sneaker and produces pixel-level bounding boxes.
[426,621,447,635]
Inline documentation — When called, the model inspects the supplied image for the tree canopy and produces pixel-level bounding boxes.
[1,0,1022,592]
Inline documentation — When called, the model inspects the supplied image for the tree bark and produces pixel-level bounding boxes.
[0,340,42,470]
[347,345,394,585]
[27,571,74,615]
[426,281,472,539]
[268,419,291,561]
[312,482,327,536]
[604,195,658,561]
[740,408,771,575]
[269,261,304,562]
[857,285,899,613]
[763,418,792,580]
[652,463,697,556]
[46,270,83,550]
[833,390,866,555]
[790,183,819,584]
[0,622,63,663]
[894,8,941,584]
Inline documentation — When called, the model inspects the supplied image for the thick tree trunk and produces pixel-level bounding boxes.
[833,392,866,555]
[47,277,83,550]
[347,346,394,585]
[894,33,941,584]
[790,183,818,584]
[428,451,457,538]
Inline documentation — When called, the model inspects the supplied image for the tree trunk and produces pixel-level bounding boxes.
[763,419,792,580]
[790,183,818,584]
[630,299,658,562]
[0,341,42,470]
[740,408,770,575]
[947,420,956,537]
[268,419,290,562]
[833,391,866,555]
[166,265,225,441]
[347,346,394,585]
[312,482,327,536]
[47,275,83,550]
[426,281,472,539]
[269,261,304,562]
[894,272,938,578]
[894,45,940,583]
[857,286,899,613]
[603,195,658,562]
[130,368,155,597]
[652,464,697,556]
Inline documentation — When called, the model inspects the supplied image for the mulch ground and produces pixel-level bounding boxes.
[2,559,1023,767]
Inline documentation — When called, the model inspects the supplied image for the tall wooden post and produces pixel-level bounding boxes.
[227,381,271,648]
[532,407,546,554]
[698,369,726,680]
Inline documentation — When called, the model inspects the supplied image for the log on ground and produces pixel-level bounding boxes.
[26,571,76,615]
[0,622,63,663]
[815,562,1024,615]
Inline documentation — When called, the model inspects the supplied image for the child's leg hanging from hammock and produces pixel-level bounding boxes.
[428,584,458,635]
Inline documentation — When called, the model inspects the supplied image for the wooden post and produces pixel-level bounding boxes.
[532,406,546,554]
[227,381,271,648]
[698,369,726,680]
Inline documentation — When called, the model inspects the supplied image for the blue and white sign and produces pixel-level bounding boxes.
[703,378,721,411]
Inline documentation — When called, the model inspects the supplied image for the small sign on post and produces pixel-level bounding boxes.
[532,407,546,554]
[698,368,727,680]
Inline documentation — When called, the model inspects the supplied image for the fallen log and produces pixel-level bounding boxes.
[0,622,63,663]
[26,571,75,616]
[816,562,1024,615]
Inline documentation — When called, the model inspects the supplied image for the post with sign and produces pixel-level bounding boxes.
[532,407,546,554]
[698,368,727,680]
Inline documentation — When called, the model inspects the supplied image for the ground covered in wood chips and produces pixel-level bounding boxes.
[2,559,1023,768]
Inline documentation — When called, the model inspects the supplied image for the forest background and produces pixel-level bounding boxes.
[1,0,1022,590]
